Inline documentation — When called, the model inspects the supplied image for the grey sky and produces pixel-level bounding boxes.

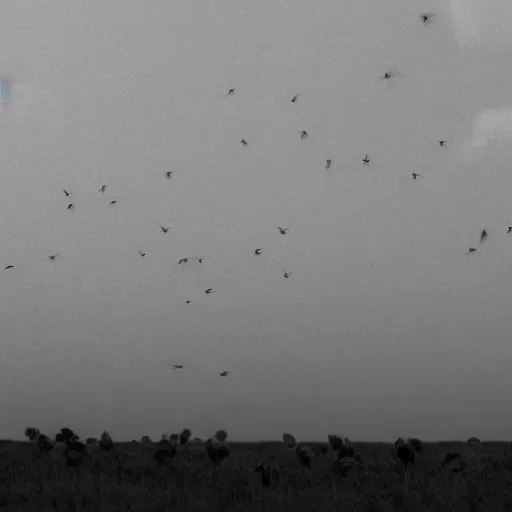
[1,0,512,442]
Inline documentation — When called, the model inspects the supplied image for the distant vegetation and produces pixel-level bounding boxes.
[0,428,505,510]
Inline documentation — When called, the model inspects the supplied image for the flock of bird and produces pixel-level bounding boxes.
[3,12,506,388]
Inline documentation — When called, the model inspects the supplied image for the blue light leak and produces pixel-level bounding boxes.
[0,77,11,103]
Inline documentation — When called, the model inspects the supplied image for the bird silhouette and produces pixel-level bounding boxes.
[507,227,512,234]
[412,173,423,179]
[5,265,13,270]
[380,69,401,81]
[291,94,300,103]
[186,300,191,304]
[165,172,173,179]
[255,248,262,255]
[228,88,235,95]
[300,130,308,140]
[439,140,446,147]
[160,226,170,234]
[98,185,106,194]
[377,69,402,90]
[278,227,289,235]
[173,365,184,370]
[63,190,71,197]
[466,248,476,254]
[282,270,291,279]
[362,154,370,166]
[180,256,201,263]
[109,200,117,206]
[138,250,146,257]
[205,288,214,294]
[67,204,75,210]
[48,254,59,261]
[325,159,332,169]
[480,229,487,243]
[220,371,230,377]
[419,13,435,24]
[240,139,248,146]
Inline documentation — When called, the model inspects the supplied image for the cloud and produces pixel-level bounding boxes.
[461,107,512,158]
[450,0,512,48]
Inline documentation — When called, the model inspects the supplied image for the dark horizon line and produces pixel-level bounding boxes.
[0,437,490,444]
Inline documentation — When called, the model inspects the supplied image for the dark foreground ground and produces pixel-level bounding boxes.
[0,440,511,511]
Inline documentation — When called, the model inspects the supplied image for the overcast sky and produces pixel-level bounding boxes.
[1,0,512,443]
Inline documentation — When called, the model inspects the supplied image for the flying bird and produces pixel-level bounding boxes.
[228,88,235,95]
[109,200,117,206]
[220,371,230,377]
[5,265,13,270]
[186,300,191,304]
[466,248,476,254]
[325,159,332,169]
[291,94,300,103]
[62,190,71,197]
[205,288,214,294]
[380,69,401,81]
[419,13,435,24]
[412,173,423,179]
[160,226,170,234]
[48,254,59,261]
[98,185,106,194]
[278,226,289,235]
[67,204,75,210]
[377,68,402,90]
[282,270,291,279]
[173,365,184,370]
[138,250,146,257]
[165,172,173,179]
[179,256,200,264]
[480,229,487,243]
[300,130,308,140]
[254,248,262,255]
[362,153,370,166]
[439,140,446,147]
[240,139,248,146]
[507,227,512,234]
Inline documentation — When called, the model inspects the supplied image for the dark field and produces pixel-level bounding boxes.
[1,440,512,511]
